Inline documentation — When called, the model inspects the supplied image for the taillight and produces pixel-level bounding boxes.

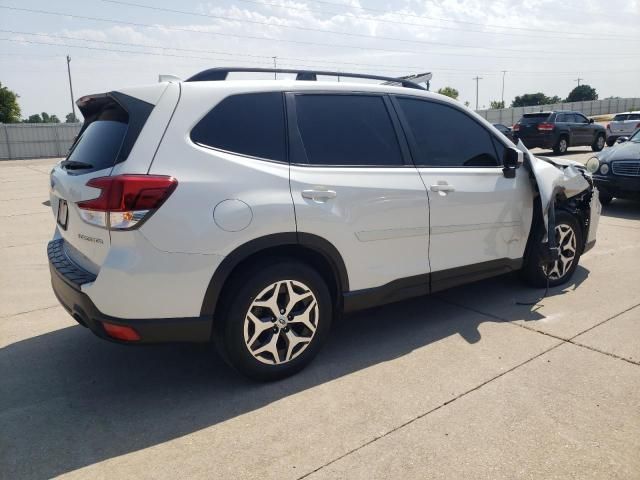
[636,122,640,129]
[76,175,178,230]
[513,123,520,132]
[606,123,611,130]
[537,122,554,131]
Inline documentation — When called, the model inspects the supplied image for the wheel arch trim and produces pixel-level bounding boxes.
[200,232,349,317]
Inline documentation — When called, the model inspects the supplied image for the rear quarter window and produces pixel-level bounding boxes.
[190,92,286,162]
[612,114,629,121]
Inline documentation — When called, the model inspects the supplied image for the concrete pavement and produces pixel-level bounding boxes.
[1,155,639,479]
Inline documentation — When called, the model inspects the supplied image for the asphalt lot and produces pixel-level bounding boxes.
[1,149,639,479]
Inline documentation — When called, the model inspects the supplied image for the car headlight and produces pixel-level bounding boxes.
[586,157,600,173]
[599,163,609,175]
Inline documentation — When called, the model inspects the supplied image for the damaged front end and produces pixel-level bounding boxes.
[518,141,601,263]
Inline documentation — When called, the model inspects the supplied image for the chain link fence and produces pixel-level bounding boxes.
[475,97,640,125]
[0,123,82,160]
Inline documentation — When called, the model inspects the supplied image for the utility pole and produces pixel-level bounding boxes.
[574,77,583,86]
[473,76,482,110]
[66,55,77,122]
[501,70,507,107]
[272,56,277,79]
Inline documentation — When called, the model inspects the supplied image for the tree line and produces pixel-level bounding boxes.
[436,84,600,109]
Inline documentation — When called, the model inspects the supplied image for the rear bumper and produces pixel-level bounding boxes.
[514,134,555,149]
[593,175,640,198]
[48,239,212,344]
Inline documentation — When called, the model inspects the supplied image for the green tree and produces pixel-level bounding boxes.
[65,112,79,123]
[40,112,60,123]
[0,82,21,123]
[437,86,459,100]
[24,113,43,123]
[566,84,598,102]
[511,93,561,107]
[464,101,470,107]
[490,100,505,109]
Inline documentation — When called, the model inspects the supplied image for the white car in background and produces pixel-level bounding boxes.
[606,111,640,146]
[48,68,600,380]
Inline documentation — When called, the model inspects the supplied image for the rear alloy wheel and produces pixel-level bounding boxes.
[217,260,332,380]
[592,134,605,152]
[553,136,568,155]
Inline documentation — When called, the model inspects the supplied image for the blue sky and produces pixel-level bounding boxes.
[1,0,638,119]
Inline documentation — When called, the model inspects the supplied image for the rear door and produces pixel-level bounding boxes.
[287,92,430,293]
[573,113,593,145]
[49,89,162,274]
[392,96,533,290]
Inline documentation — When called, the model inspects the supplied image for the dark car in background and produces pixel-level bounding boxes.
[587,129,640,205]
[513,111,606,155]
[493,123,515,142]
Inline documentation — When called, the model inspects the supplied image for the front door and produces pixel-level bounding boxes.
[392,96,534,291]
[287,92,430,294]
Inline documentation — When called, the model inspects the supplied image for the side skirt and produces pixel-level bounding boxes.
[343,258,522,313]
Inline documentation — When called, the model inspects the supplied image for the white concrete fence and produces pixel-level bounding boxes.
[476,97,640,125]
[0,123,82,160]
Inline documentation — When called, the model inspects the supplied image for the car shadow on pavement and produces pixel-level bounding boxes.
[0,268,587,479]
[601,199,640,221]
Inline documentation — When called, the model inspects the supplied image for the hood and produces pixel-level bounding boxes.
[597,140,640,163]
[516,141,591,241]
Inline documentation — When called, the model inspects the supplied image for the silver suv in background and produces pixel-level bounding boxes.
[606,111,640,146]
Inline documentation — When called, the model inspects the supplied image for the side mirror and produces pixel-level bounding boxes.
[502,147,520,178]
[617,137,629,143]
[589,118,595,124]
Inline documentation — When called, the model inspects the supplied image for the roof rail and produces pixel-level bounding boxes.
[184,67,426,90]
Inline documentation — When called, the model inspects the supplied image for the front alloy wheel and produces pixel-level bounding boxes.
[543,223,577,280]
[244,280,319,365]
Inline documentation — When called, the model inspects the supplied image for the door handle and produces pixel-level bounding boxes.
[430,183,455,193]
[302,189,337,201]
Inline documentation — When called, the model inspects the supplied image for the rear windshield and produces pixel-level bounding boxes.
[65,93,152,174]
[66,112,128,172]
[519,113,550,124]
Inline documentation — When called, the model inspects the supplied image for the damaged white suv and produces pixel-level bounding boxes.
[48,68,600,380]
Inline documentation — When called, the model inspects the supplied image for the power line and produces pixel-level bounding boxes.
[99,0,637,41]
[1,5,637,61]
[98,0,634,57]
[3,34,640,78]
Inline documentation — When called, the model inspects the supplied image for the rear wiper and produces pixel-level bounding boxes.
[61,160,94,170]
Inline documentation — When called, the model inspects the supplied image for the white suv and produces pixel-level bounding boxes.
[49,68,600,380]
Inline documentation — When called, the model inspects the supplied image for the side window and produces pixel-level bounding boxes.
[293,94,403,166]
[556,113,566,122]
[396,97,500,167]
[575,114,589,124]
[190,92,286,162]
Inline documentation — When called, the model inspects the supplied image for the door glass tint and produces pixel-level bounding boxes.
[190,92,286,162]
[397,98,500,167]
[294,94,403,166]
[66,121,127,172]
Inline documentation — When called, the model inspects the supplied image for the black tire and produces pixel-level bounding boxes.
[599,193,613,206]
[606,137,616,147]
[215,259,332,381]
[592,133,606,152]
[521,210,583,288]
[553,135,569,155]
